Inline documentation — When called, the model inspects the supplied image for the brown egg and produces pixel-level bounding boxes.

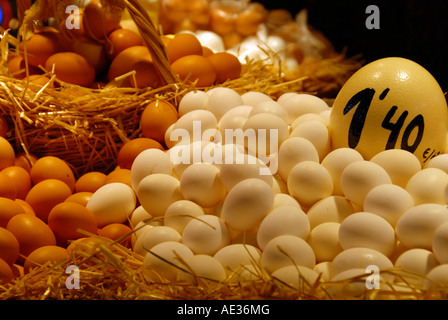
[75,171,107,193]
[83,0,120,40]
[25,74,54,88]
[60,7,88,41]
[14,152,38,172]
[73,39,109,74]
[207,52,242,83]
[0,172,17,200]
[98,223,133,248]
[45,52,96,87]
[0,227,20,266]
[18,28,64,68]
[48,202,98,246]
[105,168,132,188]
[166,32,203,63]
[23,245,70,273]
[25,179,73,223]
[1,166,32,200]
[0,137,16,171]
[210,6,236,35]
[235,3,266,36]
[7,55,41,79]
[6,214,57,263]
[171,54,217,87]
[30,156,76,193]
[107,46,161,88]
[0,258,14,284]
[117,138,164,170]
[105,28,143,59]
[0,198,26,228]
[64,191,93,207]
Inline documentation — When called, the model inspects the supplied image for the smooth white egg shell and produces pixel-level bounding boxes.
[287,161,333,208]
[340,160,392,207]
[307,196,354,229]
[130,148,173,191]
[370,149,422,188]
[136,173,183,217]
[338,212,396,257]
[176,254,227,284]
[133,226,181,256]
[321,148,364,196]
[86,182,136,228]
[261,235,316,274]
[289,120,331,161]
[178,90,209,117]
[405,167,448,205]
[143,241,194,282]
[220,178,274,231]
[308,222,342,263]
[395,203,448,249]
[206,87,243,121]
[163,200,205,234]
[394,248,439,286]
[277,136,319,182]
[181,215,230,255]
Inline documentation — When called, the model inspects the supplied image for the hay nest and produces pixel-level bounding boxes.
[0,0,362,175]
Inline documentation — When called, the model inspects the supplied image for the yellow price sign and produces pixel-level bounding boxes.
[329,57,448,165]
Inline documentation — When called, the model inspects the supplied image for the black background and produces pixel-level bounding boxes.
[258,0,448,92]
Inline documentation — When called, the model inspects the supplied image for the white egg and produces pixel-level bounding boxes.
[272,193,301,210]
[313,261,332,282]
[396,203,448,249]
[277,93,330,124]
[240,91,273,107]
[308,222,342,263]
[177,254,227,284]
[287,161,333,208]
[242,113,289,157]
[164,123,177,149]
[363,184,415,227]
[307,196,354,229]
[261,235,316,274]
[179,162,226,208]
[277,137,319,182]
[289,120,331,161]
[290,113,328,131]
[219,153,273,191]
[248,101,289,124]
[330,247,394,281]
[206,87,243,120]
[220,178,274,231]
[178,90,209,116]
[321,148,364,196]
[217,105,252,133]
[370,149,422,188]
[338,212,396,257]
[256,205,310,250]
[340,160,392,207]
[424,154,448,173]
[170,109,218,145]
[213,244,262,277]
[424,264,448,289]
[170,140,215,178]
[271,265,320,290]
[328,268,372,298]
[181,215,230,255]
[143,241,194,282]
[133,226,181,256]
[394,248,439,286]
[86,182,136,228]
[129,205,154,229]
[406,167,448,205]
[195,30,225,52]
[164,200,205,234]
[432,221,448,264]
[130,148,173,191]
[136,173,183,217]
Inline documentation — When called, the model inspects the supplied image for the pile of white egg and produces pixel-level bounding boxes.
[87,86,448,297]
